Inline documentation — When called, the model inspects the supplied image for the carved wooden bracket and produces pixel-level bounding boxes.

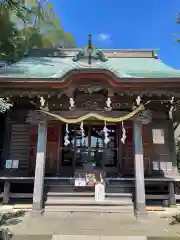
[64,88,74,98]
[107,88,114,97]
[26,110,48,125]
[135,109,152,125]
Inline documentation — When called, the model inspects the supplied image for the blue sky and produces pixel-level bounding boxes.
[51,0,180,69]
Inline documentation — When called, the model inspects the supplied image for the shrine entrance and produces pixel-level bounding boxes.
[61,122,119,177]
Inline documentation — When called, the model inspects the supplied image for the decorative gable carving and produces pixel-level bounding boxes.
[72,35,108,65]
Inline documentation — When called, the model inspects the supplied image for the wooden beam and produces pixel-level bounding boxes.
[146,194,169,200]
[9,193,33,198]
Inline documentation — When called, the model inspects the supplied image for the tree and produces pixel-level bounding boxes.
[0,0,76,63]
[25,0,76,48]
[0,0,76,112]
[0,0,29,22]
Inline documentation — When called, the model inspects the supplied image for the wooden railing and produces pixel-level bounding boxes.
[0,176,179,206]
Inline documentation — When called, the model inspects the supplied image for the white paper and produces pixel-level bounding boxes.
[152,129,164,144]
[160,161,166,171]
[74,178,86,187]
[5,160,12,169]
[12,160,19,169]
[95,183,105,202]
[166,162,172,171]
[152,161,159,170]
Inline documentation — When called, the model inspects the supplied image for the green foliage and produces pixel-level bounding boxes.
[0,0,31,27]
[170,213,180,225]
[0,15,26,63]
[0,0,76,63]
[0,0,76,112]
[0,209,26,238]
[0,98,13,113]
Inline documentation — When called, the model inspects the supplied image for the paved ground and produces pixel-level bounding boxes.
[7,236,180,240]
[10,236,148,240]
[1,207,180,239]
[2,211,180,238]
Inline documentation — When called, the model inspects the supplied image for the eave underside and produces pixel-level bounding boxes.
[1,84,180,99]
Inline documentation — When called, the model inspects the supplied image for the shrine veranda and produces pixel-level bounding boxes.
[0,37,180,216]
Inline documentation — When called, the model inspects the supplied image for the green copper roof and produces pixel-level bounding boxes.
[0,50,180,79]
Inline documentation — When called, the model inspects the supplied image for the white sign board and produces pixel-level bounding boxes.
[152,161,159,171]
[95,183,105,202]
[74,178,86,187]
[5,160,12,169]
[5,160,19,169]
[166,162,173,171]
[12,160,19,169]
[152,129,164,144]
[160,161,167,171]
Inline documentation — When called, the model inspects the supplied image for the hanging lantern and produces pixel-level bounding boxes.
[138,110,152,124]
[64,124,70,146]
[121,121,126,144]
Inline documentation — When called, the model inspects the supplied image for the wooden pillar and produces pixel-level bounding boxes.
[32,121,47,212]
[168,120,177,171]
[168,121,177,207]
[3,180,10,204]
[1,116,11,169]
[169,181,176,207]
[133,120,147,217]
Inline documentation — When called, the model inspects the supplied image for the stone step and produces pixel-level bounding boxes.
[47,191,132,198]
[46,186,132,194]
[44,205,134,213]
[46,186,75,191]
[45,197,133,206]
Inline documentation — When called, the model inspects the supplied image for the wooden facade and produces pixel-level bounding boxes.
[0,46,180,218]
[3,88,179,178]
[4,98,177,178]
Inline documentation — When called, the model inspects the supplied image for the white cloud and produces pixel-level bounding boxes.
[97,33,111,42]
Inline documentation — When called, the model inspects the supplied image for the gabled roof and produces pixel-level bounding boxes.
[0,48,180,79]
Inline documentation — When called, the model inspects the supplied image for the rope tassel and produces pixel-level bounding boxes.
[121,121,126,144]
[80,121,85,145]
[103,121,110,144]
[169,97,174,120]
[64,123,70,146]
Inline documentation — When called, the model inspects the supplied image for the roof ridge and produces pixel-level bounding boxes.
[27,48,157,59]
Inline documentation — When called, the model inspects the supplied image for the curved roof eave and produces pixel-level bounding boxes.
[0,55,180,79]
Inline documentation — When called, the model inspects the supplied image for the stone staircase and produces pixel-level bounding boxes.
[44,183,134,213]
